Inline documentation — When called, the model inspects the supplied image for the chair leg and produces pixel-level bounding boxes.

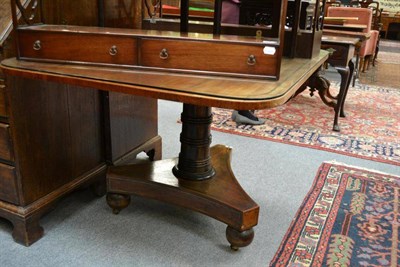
[359,57,364,72]
[373,45,379,67]
[362,56,369,73]
[373,36,380,67]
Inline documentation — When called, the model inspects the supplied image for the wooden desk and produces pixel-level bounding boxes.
[321,35,358,131]
[0,0,162,247]
[323,29,370,86]
[1,50,329,250]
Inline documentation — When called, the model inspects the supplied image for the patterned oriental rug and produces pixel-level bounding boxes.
[270,162,400,267]
[210,83,400,166]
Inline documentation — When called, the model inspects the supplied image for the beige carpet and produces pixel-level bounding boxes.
[359,40,400,88]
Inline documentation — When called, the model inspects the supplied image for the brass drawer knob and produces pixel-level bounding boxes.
[159,48,169,60]
[109,45,118,56]
[33,40,41,51]
[247,55,256,66]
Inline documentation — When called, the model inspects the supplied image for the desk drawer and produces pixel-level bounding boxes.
[18,31,137,66]
[0,163,19,205]
[0,123,14,162]
[140,39,278,77]
[322,44,354,64]
[0,81,7,117]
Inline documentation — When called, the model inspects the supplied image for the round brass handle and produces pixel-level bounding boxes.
[33,40,41,51]
[159,48,169,60]
[247,55,256,66]
[109,45,118,56]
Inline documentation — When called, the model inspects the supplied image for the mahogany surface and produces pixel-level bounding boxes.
[1,51,329,110]
[3,0,329,249]
[2,49,328,249]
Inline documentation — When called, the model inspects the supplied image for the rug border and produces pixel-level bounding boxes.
[211,127,400,167]
[269,162,330,267]
[269,161,400,266]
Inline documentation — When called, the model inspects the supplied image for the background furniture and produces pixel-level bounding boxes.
[321,35,358,131]
[239,0,326,59]
[381,13,400,40]
[0,0,160,246]
[326,6,379,72]
[349,0,382,63]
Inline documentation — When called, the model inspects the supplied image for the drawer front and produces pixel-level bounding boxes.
[0,123,14,162]
[0,163,19,205]
[140,39,278,77]
[322,44,354,66]
[18,31,137,66]
[0,81,7,117]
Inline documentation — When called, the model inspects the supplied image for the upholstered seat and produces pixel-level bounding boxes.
[327,7,379,72]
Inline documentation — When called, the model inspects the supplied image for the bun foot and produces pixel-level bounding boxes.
[226,226,254,251]
[106,193,131,214]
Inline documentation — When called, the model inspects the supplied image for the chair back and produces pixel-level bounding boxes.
[349,0,381,30]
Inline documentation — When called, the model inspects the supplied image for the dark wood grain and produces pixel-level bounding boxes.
[6,76,104,205]
[0,163,18,204]
[0,0,160,246]
[0,122,13,162]
[107,93,158,162]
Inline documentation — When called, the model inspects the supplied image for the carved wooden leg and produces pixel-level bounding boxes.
[306,70,334,108]
[226,226,255,251]
[340,60,355,118]
[333,66,350,132]
[106,193,131,214]
[11,216,44,246]
[352,45,361,87]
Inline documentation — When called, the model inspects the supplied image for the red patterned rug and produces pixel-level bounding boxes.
[270,162,400,267]
[211,82,400,166]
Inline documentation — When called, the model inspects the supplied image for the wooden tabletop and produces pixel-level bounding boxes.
[322,29,371,42]
[1,50,328,110]
[322,35,359,45]
[324,24,367,32]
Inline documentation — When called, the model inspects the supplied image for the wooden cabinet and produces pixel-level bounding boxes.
[0,0,160,246]
[381,15,400,39]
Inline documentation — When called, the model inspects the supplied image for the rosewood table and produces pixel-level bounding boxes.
[1,50,329,250]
